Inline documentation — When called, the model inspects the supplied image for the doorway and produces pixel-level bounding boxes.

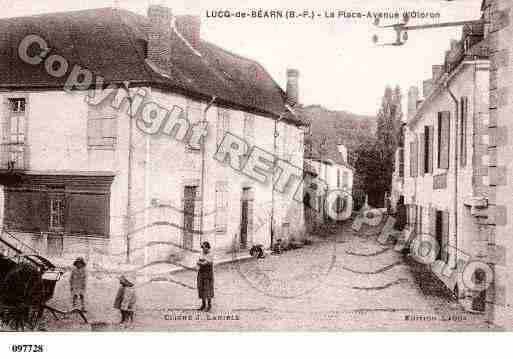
[183,186,198,250]
[48,192,64,257]
[240,187,253,249]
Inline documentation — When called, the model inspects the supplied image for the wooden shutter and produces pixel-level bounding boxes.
[409,137,419,178]
[441,211,450,263]
[438,111,450,169]
[104,117,118,147]
[419,131,425,176]
[4,190,49,232]
[429,207,436,237]
[215,181,228,233]
[428,125,434,173]
[65,193,109,237]
[460,97,468,167]
[409,141,415,178]
[417,206,423,233]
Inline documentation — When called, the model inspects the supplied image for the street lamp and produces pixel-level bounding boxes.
[372,14,485,46]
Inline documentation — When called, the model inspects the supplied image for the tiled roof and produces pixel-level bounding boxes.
[0,7,305,126]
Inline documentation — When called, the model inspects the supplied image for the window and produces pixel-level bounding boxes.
[49,195,65,230]
[342,171,349,189]
[217,108,230,147]
[281,123,293,162]
[87,100,117,149]
[435,210,450,263]
[337,169,341,188]
[417,206,423,234]
[460,97,468,167]
[409,137,418,177]
[9,98,25,113]
[215,181,228,233]
[243,113,255,142]
[4,190,109,237]
[87,117,117,148]
[398,148,404,178]
[423,126,434,174]
[5,98,27,169]
[437,111,450,169]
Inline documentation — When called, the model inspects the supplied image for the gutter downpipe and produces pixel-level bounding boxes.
[446,82,459,271]
[199,96,217,246]
[271,112,285,250]
[125,83,134,264]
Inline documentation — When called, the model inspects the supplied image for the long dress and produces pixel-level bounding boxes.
[197,254,214,299]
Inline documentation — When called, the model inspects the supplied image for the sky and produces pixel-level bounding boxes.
[0,0,482,116]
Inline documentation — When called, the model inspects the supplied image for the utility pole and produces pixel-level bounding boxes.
[124,82,134,264]
[271,116,279,250]
[199,96,217,246]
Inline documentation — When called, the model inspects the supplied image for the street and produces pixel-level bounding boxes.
[42,225,493,331]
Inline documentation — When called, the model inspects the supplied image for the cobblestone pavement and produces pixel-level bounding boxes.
[42,228,495,331]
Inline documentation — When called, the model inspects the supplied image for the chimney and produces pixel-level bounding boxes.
[407,86,419,122]
[147,5,174,71]
[175,15,201,49]
[422,79,433,98]
[432,65,443,83]
[286,69,300,106]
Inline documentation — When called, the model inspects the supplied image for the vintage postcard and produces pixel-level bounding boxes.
[0,0,509,344]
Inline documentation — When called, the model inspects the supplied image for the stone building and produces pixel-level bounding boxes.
[0,6,306,266]
[480,0,513,329]
[400,18,491,313]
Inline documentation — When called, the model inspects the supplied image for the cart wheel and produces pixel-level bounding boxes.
[1,263,46,331]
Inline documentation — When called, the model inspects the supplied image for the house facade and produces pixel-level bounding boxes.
[401,21,492,313]
[0,6,306,266]
[304,144,354,227]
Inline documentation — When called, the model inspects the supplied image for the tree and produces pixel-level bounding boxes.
[355,86,402,208]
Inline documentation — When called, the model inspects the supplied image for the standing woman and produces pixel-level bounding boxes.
[197,241,214,311]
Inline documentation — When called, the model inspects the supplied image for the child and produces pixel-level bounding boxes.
[113,273,137,324]
[70,257,87,311]
[197,241,214,311]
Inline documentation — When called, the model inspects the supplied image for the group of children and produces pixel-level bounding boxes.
[68,240,215,325]
[69,257,136,324]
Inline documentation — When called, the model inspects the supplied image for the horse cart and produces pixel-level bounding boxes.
[0,234,87,330]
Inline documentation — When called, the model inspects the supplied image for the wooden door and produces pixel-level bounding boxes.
[183,186,197,250]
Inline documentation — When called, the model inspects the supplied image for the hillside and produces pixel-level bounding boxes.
[303,105,377,165]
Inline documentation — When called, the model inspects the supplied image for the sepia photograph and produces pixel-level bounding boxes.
[0,0,511,356]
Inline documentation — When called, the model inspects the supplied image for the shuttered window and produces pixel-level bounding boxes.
[417,206,423,234]
[441,211,450,263]
[4,190,49,232]
[437,111,450,169]
[422,127,433,175]
[427,125,434,173]
[215,181,228,233]
[4,98,27,169]
[419,131,425,176]
[409,136,419,178]
[460,97,468,167]
[435,210,450,263]
[65,193,109,237]
[398,148,404,178]
[342,171,349,188]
